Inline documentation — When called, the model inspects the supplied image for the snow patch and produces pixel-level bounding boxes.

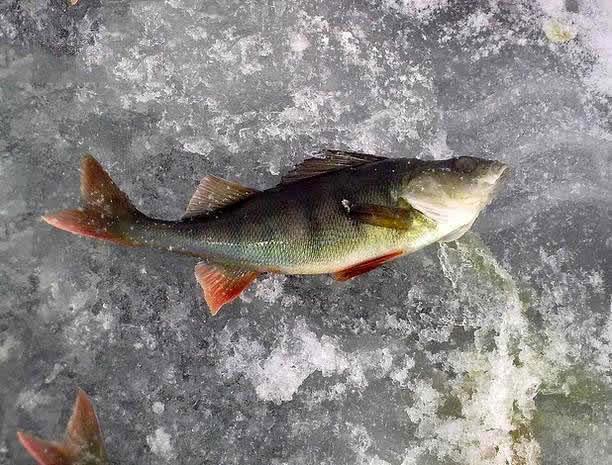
[17,390,52,412]
[217,319,413,403]
[290,32,310,53]
[146,428,174,457]
[255,321,348,402]
[382,0,449,20]
[254,275,286,304]
[152,401,165,415]
[0,334,18,363]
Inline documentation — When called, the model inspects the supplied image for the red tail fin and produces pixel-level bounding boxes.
[42,155,142,246]
[17,389,108,465]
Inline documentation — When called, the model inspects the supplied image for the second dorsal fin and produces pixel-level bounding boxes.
[184,175,258,218]
[281,150,387,184]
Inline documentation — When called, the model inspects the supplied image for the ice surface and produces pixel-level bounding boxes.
[0,0,610,464]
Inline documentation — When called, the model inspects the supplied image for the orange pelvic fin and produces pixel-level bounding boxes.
[17,389,108,465]
[42,155,142,246]
[333,251,403,281]
[194,262,259,315]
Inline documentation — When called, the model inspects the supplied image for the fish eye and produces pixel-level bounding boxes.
[454,157,478,173]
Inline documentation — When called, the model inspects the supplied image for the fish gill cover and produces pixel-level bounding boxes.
[1,1,610,465]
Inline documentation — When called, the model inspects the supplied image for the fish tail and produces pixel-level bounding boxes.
[42,155,144,246]
[17,388,108,465]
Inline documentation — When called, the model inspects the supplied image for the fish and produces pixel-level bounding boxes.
[17,389,108,465]
[42,150,508,314]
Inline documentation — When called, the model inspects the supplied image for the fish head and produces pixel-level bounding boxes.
[401,156,509,226]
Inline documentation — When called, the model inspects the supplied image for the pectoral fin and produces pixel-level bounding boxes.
[349,203,427,230]
[194,262,259,315]
[333,251,403,281]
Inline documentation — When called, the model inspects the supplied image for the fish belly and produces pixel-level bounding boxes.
[283,217,443,275]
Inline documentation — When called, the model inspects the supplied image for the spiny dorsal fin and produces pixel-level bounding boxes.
[17,389,108,465]
[194,262,259,315]
[281,150,387,184]
[184,176,258,218]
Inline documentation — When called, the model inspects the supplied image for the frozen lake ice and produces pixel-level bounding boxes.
[1,1,610,464]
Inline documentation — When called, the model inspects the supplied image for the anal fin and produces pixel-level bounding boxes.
[333,251,403,281]
[194,262,259,315]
